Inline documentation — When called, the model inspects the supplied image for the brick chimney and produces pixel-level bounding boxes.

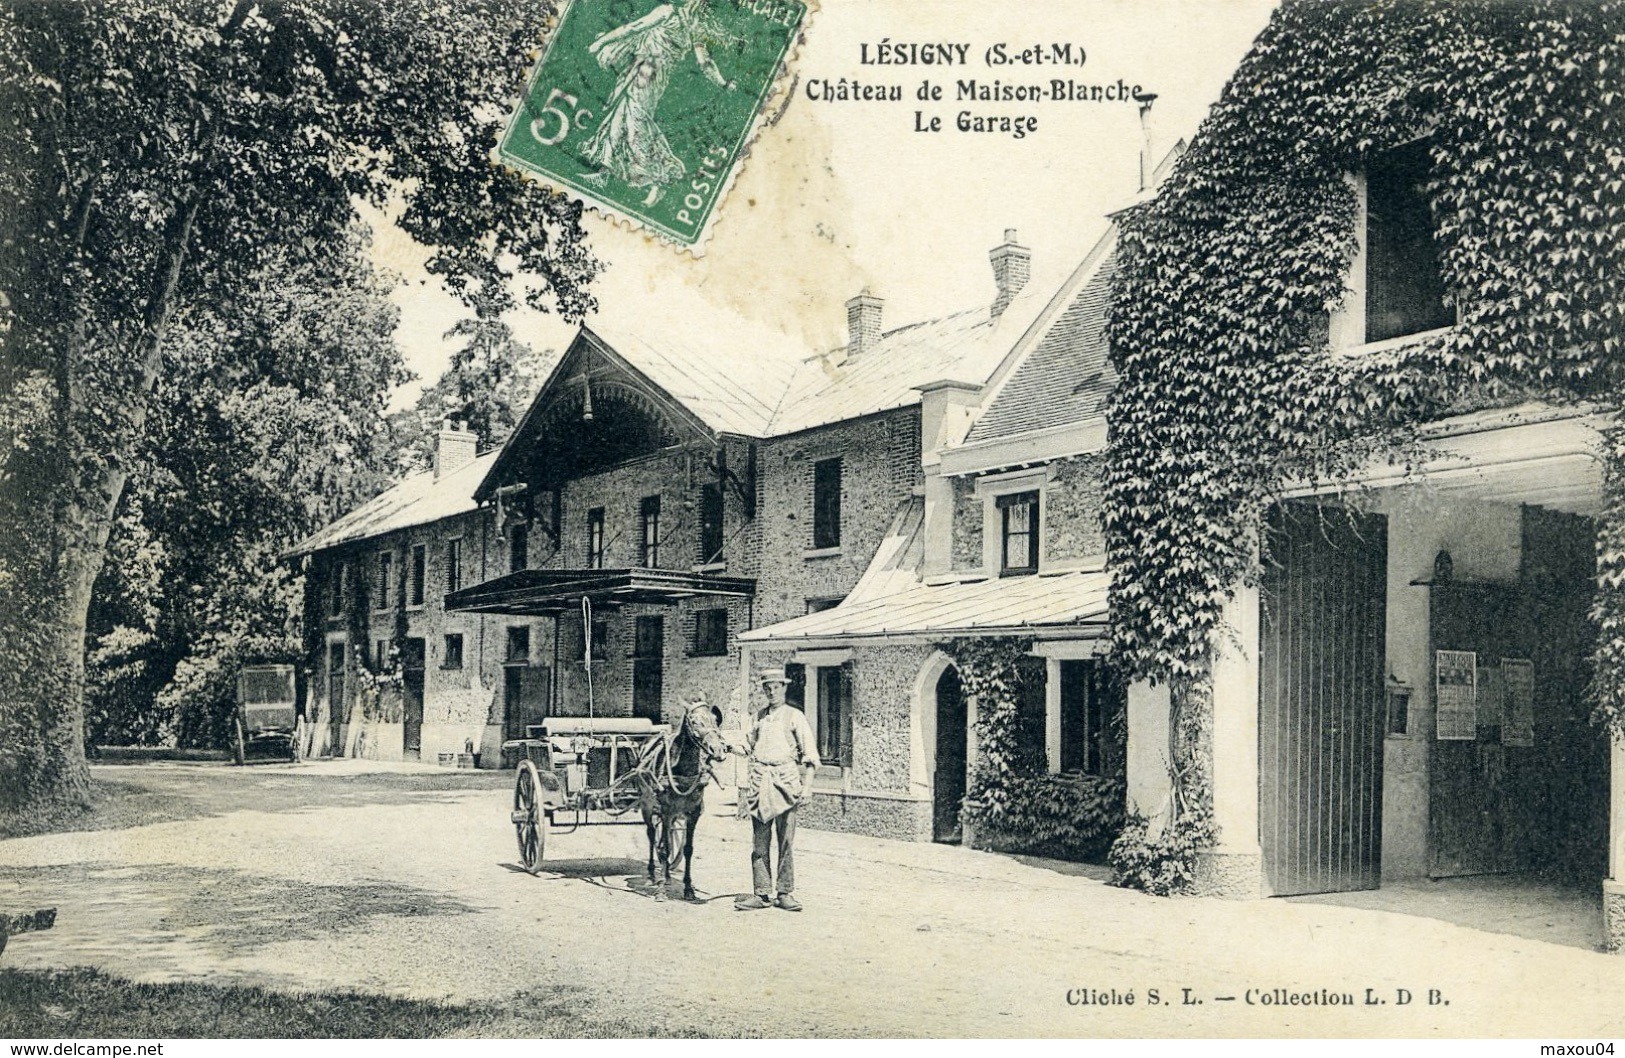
[435,419,477,479]
[846,291,883,358]
[990,229,1031,322]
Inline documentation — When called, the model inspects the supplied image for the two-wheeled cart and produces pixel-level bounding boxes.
[505,716,668,873]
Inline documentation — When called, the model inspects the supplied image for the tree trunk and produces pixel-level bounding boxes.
[0,195,200,820]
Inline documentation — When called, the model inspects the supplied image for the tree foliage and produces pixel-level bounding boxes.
[388,314,553,478]
[0,0,600,814]
[86,239,408,749]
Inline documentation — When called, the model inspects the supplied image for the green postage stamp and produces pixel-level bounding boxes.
[500,0,807,249]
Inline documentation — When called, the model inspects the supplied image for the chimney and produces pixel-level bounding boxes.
[846,291,883,358]
[435,419,477,479]
[1136,91,1159,191]
[989,229,1031,322]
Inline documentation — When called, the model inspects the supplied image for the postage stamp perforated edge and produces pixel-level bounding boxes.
[494,0,816,258]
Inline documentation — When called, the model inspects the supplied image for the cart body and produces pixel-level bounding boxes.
[235,664,300,764]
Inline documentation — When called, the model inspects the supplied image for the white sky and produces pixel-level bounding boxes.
[369,0,1279,410]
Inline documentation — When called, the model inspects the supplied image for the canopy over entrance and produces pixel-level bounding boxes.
[445,568,755,616]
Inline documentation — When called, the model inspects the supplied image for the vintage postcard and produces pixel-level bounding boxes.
[1,0,1622,1047]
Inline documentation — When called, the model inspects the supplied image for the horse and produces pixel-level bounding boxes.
[635,700,730,901]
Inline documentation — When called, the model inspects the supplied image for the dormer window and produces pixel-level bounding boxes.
[998,491,1040,576]
[1364,140,1452,344]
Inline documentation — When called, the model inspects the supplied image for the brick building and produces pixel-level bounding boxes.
[292,232,1060,840]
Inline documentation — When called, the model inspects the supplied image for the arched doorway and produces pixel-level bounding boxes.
[933,666,968,843]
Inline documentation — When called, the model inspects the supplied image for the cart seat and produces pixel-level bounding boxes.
[530,717,667,737]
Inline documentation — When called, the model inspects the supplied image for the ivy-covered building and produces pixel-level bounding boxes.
[1101,0,1624,944]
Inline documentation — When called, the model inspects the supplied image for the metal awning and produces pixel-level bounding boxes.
[445,567,755,616]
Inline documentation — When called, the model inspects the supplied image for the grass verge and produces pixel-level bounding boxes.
[0,967,708,1038]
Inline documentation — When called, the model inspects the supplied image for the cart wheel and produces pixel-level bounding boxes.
[233,716,246,767]
[512,760,548,874]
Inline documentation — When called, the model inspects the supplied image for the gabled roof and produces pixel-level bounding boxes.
[585,317,804,437]
[286,451,497,557]
[960,243,1117,447]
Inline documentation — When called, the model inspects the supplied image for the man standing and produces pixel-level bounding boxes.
[734,667,819,911]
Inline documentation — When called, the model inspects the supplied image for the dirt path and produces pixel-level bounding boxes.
[2,763,1623,1037]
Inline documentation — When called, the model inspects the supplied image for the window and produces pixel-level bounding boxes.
[693,609,728,656]
[443,633,464,670]
[408,544,426,607]
[999,491,1040,574]
[374,639,391,671]
[445,538,463,594]
[327,563,346,618]
[1059,661,1105,775]
[587,507,605,569]
[640,495,661,568]
[815,665,852,766]
[571,618,608,661]
[506,626,530,665]
[509,524,529,573]
[1365,140,1452,344]
[812,457,842,549]
[327,641,346,709]
[375,551,393,609]
[699,482,725,563]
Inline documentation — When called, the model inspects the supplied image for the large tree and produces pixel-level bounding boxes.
[86,236,409,750]
[0,0,600,816]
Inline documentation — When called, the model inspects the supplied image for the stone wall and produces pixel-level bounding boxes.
[1042,454,1107,563]
[755,410,922,626]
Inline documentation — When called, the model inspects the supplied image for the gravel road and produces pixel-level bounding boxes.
[1,762,1622,1038]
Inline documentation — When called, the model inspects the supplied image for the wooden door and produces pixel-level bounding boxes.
[402,637,425,759]
[632,616,664,721]
[1259,505,1389,896]
[934,667,967,843]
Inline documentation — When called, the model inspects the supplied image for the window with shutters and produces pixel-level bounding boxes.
[374,551,393,610]
[445,538,463,594]
[408,544,426,608]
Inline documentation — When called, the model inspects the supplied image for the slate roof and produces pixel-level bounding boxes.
[285,451,498,557]
[961,247,1117,446]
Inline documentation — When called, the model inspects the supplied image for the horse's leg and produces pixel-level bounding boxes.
[655,807,671,901]
[644,804,659,884]
[682,803,699,900]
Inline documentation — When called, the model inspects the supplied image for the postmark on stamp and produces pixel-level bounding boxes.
[500,0,807,250]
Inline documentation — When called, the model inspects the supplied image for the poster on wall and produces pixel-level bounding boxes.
[1436,649,1479,740]
[1502,657,1536,747]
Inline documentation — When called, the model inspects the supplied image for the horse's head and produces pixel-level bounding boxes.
[678,700,730,765]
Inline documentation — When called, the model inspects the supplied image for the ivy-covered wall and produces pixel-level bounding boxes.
[1102,0,1625,890]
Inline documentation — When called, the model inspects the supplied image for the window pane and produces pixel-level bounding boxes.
[1000,492,1039,572]
[446,540,462,594]
[443,633,464,670]
[640,496,660,567]
[587,508,605,568]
